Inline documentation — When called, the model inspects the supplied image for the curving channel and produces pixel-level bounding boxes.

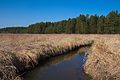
[23,47,91,80]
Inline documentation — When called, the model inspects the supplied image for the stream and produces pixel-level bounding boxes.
[23,47,91,80]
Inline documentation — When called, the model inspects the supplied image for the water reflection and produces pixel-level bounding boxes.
[24,47,90,80]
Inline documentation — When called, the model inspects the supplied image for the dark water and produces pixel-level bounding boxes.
[24,47,91,80]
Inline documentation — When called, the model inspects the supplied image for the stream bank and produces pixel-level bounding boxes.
[23,47,91,80]
[0,34,93,80]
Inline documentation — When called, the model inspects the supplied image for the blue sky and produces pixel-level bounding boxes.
[0,0,120,27]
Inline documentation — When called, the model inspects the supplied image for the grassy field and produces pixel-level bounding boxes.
[84,35,120,80]
[0,34,119,80]
[0,34,93,80]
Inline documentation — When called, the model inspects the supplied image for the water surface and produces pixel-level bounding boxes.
[24,47,90,80]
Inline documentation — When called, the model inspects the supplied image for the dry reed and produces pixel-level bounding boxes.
[0,34,120,80]
[0,34,93,80]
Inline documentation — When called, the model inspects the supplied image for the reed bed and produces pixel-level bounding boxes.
[0,34,120,80]
[0,34,93,80]
[84,35,120,80]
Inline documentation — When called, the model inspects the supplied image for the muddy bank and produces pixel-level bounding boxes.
[84,35,120,80]
[0,34,93,80]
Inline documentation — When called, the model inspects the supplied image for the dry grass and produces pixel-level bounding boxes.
[0,34,120,80]
[0,34,93,80]
[84,35,120,80]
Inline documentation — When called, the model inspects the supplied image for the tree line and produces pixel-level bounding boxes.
[0,11,120,34]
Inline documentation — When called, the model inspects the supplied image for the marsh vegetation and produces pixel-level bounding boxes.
[24,47,90,80]
[0,34,120,80]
